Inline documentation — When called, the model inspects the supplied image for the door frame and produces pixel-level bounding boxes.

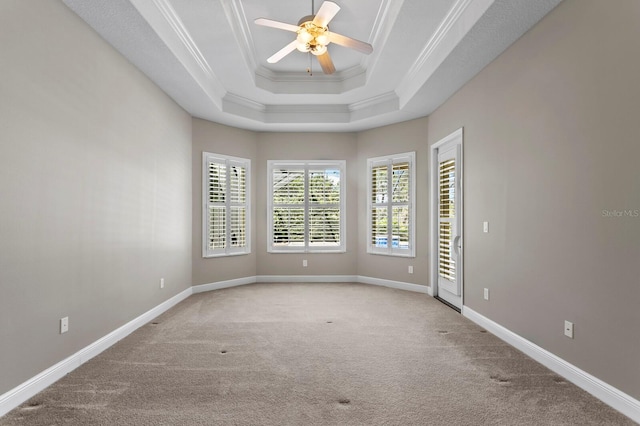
[430,128,464,310]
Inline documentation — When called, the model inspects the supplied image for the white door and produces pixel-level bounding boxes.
[431,129,463,310]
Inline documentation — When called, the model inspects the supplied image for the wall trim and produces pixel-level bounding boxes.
[194,275,430,293]
[0,287,193,418]
[358,275,431,295]
[257,275,359,283]
[192,276,257,293]
[462,306,640,423]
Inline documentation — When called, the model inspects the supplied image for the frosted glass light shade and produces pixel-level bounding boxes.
[311,44,327,56]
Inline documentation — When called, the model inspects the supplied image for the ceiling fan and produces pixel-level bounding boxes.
[254,1,373,75]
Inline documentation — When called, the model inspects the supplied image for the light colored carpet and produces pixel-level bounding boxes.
[1,283,635,425]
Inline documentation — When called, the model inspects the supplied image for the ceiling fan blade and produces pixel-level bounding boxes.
[255,18,300,33]
[313,1,340,28]
[267,40,298,63]
[327,32,373,54]
[317,52,336,75]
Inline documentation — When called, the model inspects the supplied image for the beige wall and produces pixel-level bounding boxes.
[0,1,192,394]
[193,124,435,283]
[256,132,359,277]
[357,117,429,285]
[192,130,359,281]
[192,122,433,284]
[191,119,258,285]
[427,0,640,399]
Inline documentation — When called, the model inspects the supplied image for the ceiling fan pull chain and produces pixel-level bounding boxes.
[307,52,313,76]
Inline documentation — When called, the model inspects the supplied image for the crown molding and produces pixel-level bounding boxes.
[265,104,351,124]
[128,0,226,107]
[220,0,258,75]
[359,0,404,72]
[255,65,366,94]
[222,90,404,125]
[395,0,494,107]
[222,92,266,122]
[350,92,399,121]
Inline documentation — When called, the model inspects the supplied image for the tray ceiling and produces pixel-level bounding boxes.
[62,0,563,132]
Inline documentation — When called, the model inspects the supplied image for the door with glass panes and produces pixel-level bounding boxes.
[434,132,463,310]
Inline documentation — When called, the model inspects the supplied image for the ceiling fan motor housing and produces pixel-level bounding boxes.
[296,16,330,55]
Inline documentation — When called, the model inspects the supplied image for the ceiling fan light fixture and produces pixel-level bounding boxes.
[297,30,314,44]
[315,33,329,46]
[296,23,330,54]
[255,1,373,75]
[311,44,327,56]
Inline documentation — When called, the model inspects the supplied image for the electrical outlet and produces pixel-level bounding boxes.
[160,278,165,289]
[564,321,574,339]
[483,288,489,300]
[302,259,308,267]
[60,317,69,334]
[408,265,413,274]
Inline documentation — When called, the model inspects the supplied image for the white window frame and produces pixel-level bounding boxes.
[267,160,346,253]
[367,152,416,257]
[202,152,251,258]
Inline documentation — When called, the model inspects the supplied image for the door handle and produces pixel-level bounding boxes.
[452,236,462,257]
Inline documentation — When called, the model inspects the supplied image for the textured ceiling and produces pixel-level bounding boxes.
[62,0,563,132]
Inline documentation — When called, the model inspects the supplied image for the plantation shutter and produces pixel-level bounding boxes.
[229,163,247,249]
[207,160,227,252]
[392,162,410,248]
[367,152,415,256]
[272,167,305,248]
[370,164,388,247]
[438,158,456,281]
[309,168,341,247]
[268,161,345,252]
[203,153,250,257]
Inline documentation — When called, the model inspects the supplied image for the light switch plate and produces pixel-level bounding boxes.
[60,317,69,334]
[564,320,574,338]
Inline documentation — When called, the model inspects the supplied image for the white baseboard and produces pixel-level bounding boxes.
[0,287,193,418]
[194,275,430,293]
[358,275,431,294]
[192,276,257,293]
[256,275,359,283]
[255,275,431,296]
[463,306,640,424]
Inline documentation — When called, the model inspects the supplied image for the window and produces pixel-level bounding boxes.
[268,160,345,253]
[367,152,415,257]
[203,152,250,257]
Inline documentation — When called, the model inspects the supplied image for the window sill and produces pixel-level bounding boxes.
[366,249,415,258]
[203,251,251,259]
[267,249,347,254]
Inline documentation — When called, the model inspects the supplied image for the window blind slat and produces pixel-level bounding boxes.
[208,162,226,204]
[439,158,455,219]
[208,206,226,250]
